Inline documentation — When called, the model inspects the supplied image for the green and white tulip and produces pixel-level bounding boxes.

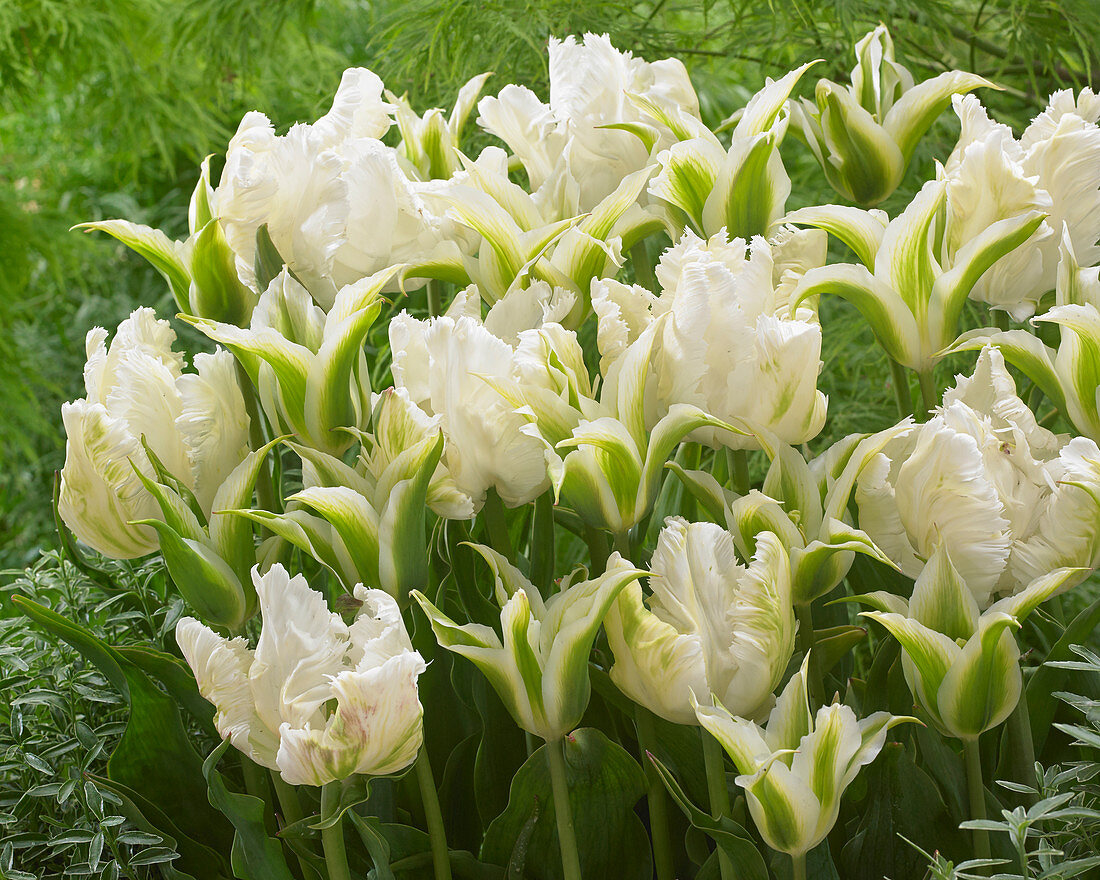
[857,346,1098,606]
[604,521,795,726]
[59,308,250,559]
[857,544,1082,740]
[790,25,992,206]
[694,655,912,857]
[177,564,426,785]
[413,548,645,742]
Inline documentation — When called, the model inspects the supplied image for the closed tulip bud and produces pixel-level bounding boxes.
[790,25,992,206]
[177,564,425,786]
[413,549,646,742]
[58,309,250,559]
[857,544,1082,740]
[694,655,913,857]
[605,521,795,726]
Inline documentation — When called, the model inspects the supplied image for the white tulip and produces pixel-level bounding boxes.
[855,346,1094,606]
[177,564,425,785]
[593,228,828,450]
[59,308,249,558]
[943,90,1100,319]
[605,521,795,726]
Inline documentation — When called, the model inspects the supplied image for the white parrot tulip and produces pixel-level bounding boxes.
[59,308,250,559]
[176,564,426,785]
[604,521,795,726]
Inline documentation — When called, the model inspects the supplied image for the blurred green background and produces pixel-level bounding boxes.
[1,0,1097,566]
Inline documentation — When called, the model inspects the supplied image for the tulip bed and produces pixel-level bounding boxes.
[7,26,1100,880]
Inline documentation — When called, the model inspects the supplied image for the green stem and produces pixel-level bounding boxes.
[271,773,313,879]
[415,749,453,880]
[889,358,913,420]
[728,448,750,496]
[235,361,277,514]
[701,731,734,880]
[994,309,1011,333]
[1007,694,1037,803]
[427,279,443,318]
[584,525,610,575]
[321,782,351,880]
[547,737,583,880]
[792,852,807,880]
[796,603,825,707]
[241,758,275,834]
[530,492,555,593]
[482,489,515,564]
[635,709,675,880]
[964,738,992,868]
[917,369,938,421]
[630,240,657,293]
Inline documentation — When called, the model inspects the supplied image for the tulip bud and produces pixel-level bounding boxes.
[858,544,1082,740]
[413,548,645,742]
[694,655,914,857]
[177,564,426,785]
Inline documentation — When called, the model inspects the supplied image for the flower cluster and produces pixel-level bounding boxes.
[56,28,1100,880]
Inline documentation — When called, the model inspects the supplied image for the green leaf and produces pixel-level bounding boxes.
[481,729,651,880]
[202,741,295,880]
[648,753,768,880]
[75,219,191,310]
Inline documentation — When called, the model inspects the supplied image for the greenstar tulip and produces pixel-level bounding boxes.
[646,63,815,240]
[670,422,911,606]
[787,174,1046,380]
[789,25,993,206]
[856,543,1084,741]
[389,72,492,180]
[412,547,646,742]
[185,266,394,457]
[604,521,795,726]
[694,654,914,860]
[948,231,1100,443]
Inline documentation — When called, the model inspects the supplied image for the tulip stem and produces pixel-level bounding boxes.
[917,369,938,421]
[235,361,277,514]
[320,782,352,880]
[796,603,825,707]
[994,309,1010,332]
[482,489,515,563]
[701,730,735,880]
[792,853,807,880]
[728,449,750,496]
[271,773,314,880]
[635,708,675,880]
[630,241,657,293]
[888,358,912,419]
[415,748,453,880]
[547,737,583,880]
[964,738,992,867]
[427,280,443,318]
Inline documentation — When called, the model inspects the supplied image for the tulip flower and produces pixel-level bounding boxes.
[856,346,1099,606]
[694,655,912,865]
[789,25,992,206]
[226,389,465,602]
[58,308,250,559]
[389,285,579,510]
[187,266,394,457]
[592,228,828,450]
[856,545,1081,741]
[389,72,492,180]
[949,231,1100,442]
[787,173,1045,383]
[647,62,815,240]
[176,564,426,786]
[477,32,702,214]
[942,90,1100,319]
[671,423,911,606]
[604,521,795,726]
[413,547,645,742]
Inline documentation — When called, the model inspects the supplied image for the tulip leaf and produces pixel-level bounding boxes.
[815,625,869,676]
[482,728,651,880]
[11,596,235,873]
[648,752,768,880]
[75,219,191,310]
[203,740,296,880]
